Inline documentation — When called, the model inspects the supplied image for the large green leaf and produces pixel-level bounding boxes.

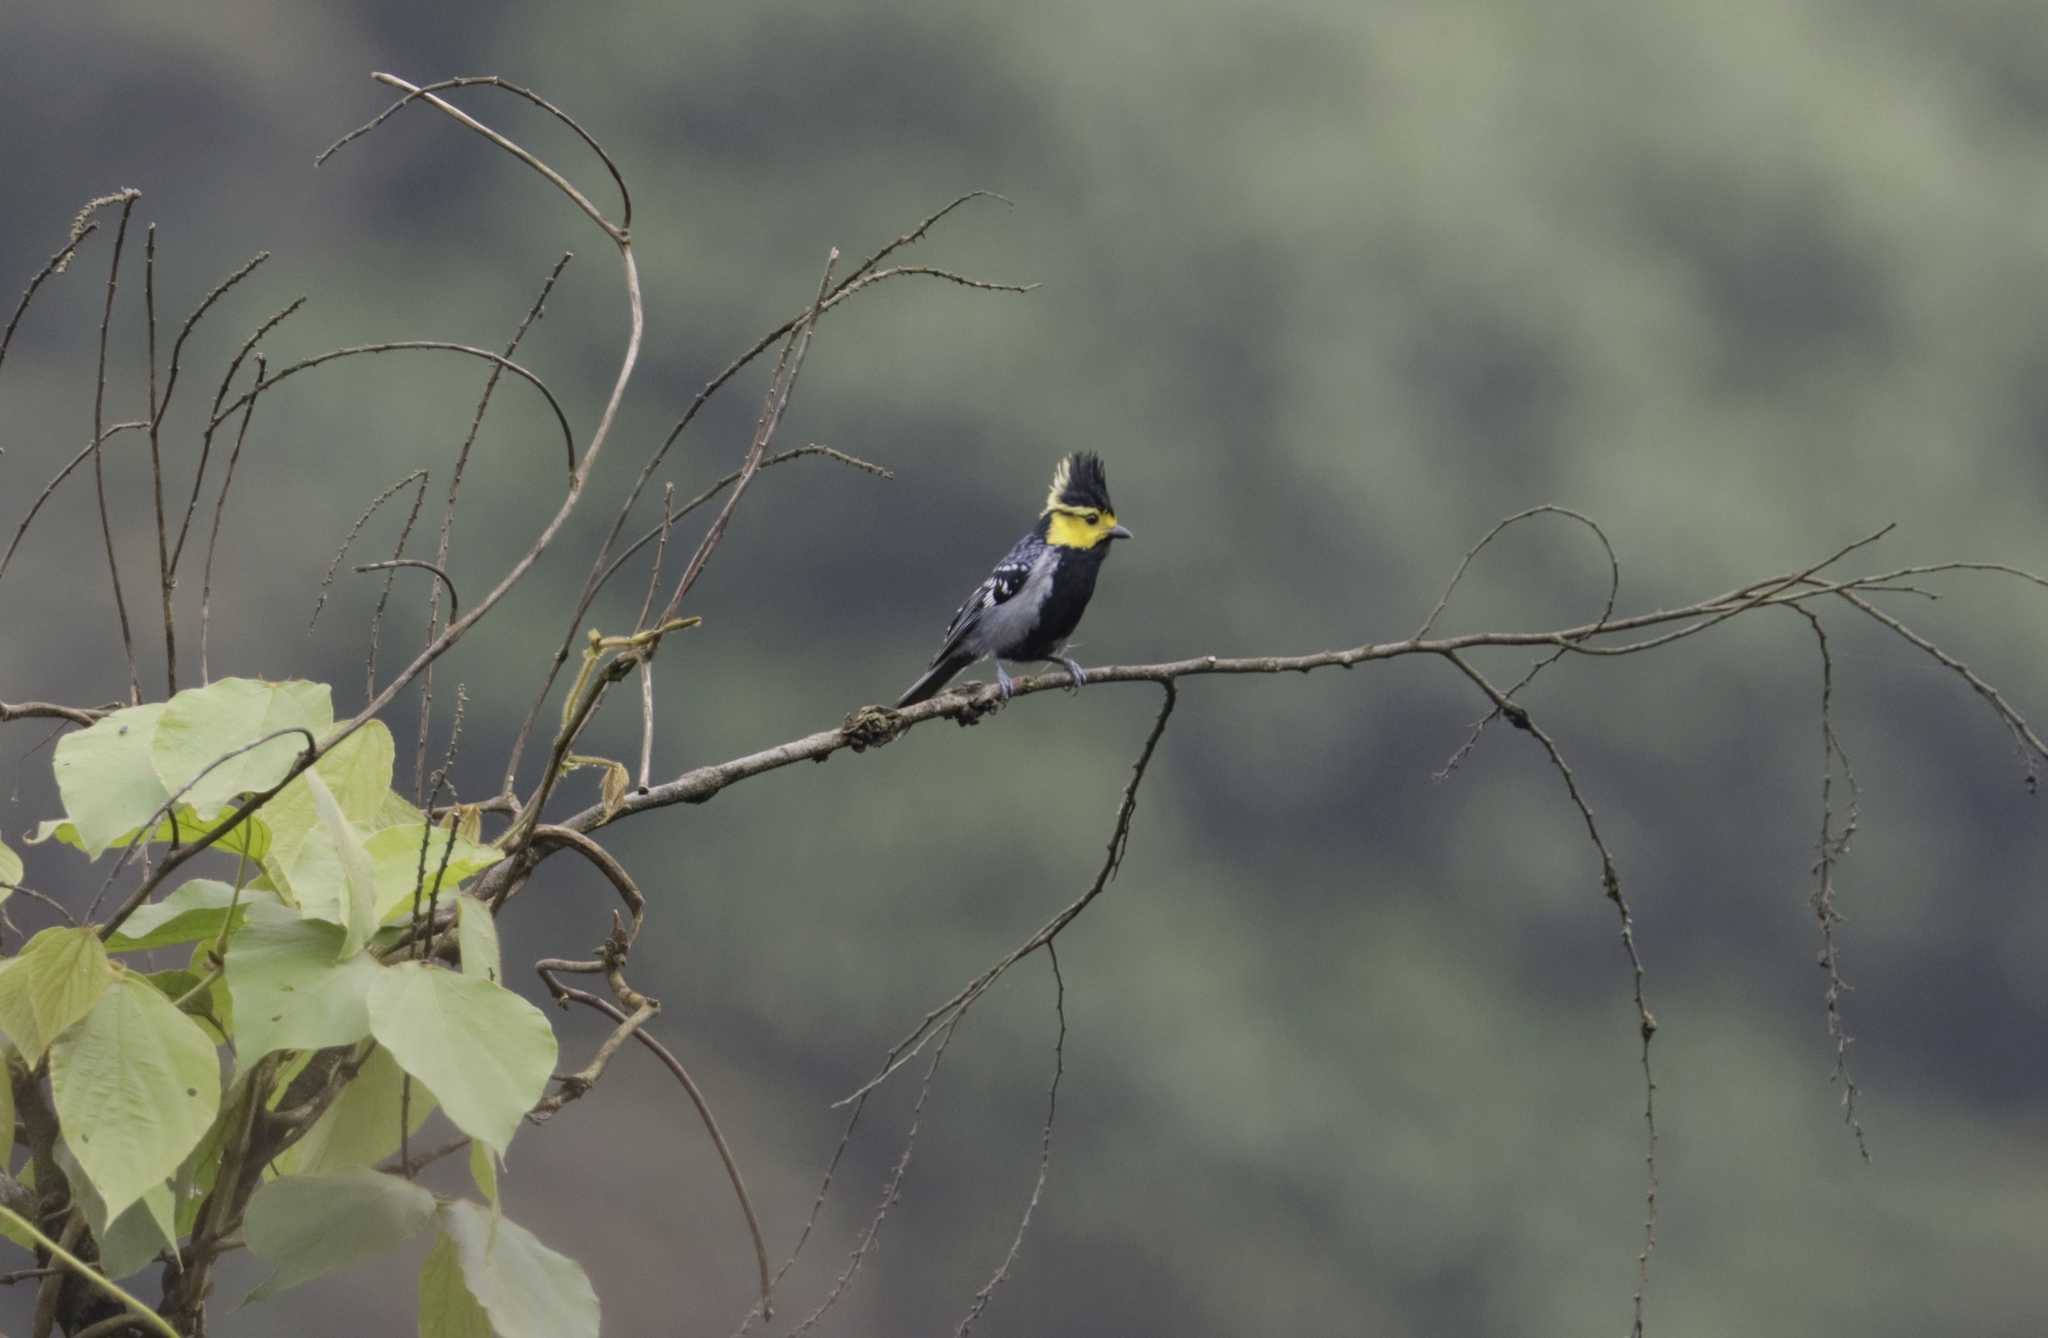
[0,926,113,1061]
[363,824,504,926]
[106,877,292,953]
[28,803,273,865]
[55,1141,175,1281]
[51,702,170,858]
[149,678,329,821]
[49,972,221,1219]
[438,1200,600,1338]
[418,1231,495,1338]
[256,726,395,943]
[301,770,378,956]
[276,1045,435,1177]
[222,918,381,1065]
[367,964,556,1155]
[455,895,501,985]
[243,1167,437,1300]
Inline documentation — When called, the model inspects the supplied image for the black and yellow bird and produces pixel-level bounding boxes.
[896,452,1131,707]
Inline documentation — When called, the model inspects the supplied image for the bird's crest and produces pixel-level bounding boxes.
[1044,452,1113,514]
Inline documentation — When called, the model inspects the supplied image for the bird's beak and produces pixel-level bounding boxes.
[1108,523,1133,541]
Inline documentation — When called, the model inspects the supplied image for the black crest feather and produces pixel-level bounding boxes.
[1045,451,1114,513]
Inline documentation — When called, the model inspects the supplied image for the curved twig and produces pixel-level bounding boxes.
[308,471,431,632]
[324,75,631,235]
[0,221,97,382]
[208,341,576,478]
[354,558,459,626]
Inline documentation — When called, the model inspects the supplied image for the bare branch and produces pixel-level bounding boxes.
[170,295,306,575]
[326,75,631,238]
[0,221,97,383]
[201,354,267,684]
[418,253,573,799]
[1784,604,1869,1159]
[353,559,459,626]
[0,421,151,589]
[208,341,575,478]
[954,945,1065,1337]
[657,247,840,625]
[307,470,430,633]
[88,190,144,704]
[502,192,1019,791]
[1439,650,1658,1337]
[539,982,772,1319]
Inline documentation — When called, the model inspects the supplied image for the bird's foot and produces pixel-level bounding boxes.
[994,660,1014,700]
[1057,655,1087,693]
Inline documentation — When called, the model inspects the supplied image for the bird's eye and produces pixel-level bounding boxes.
[1084,512,1100,525]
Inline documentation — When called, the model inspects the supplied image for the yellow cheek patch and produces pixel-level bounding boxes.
[1045,508,1117,549]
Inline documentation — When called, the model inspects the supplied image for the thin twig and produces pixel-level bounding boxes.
[171,296,306,575]
[354,559,459,625]
[87,191,143,704]
[0,222,97,382]
[1439,650,1658,1337]
[543,984,772,1318]
[658,247,840,625]
[832,683,1175,1111]
[307,470,430,632]
[501,190,1017,791]
[954,944,1066,1336]
[1784,605,1869,1159]
[418,253,572,799]
[207,341,574,477]
[201,354,266,683]
[635,483,675,787]
[0,422,151,588]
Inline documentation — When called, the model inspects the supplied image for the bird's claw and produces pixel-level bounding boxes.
[1058,657,1087,694]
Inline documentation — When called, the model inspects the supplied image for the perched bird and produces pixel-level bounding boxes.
[896,452,1132,707]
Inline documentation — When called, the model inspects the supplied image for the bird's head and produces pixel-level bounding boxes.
[1041,452,1132,550]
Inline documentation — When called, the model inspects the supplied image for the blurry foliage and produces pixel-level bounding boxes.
[1,1,2046,1334]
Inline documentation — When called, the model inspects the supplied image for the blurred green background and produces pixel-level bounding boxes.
[4,1,2048,1333]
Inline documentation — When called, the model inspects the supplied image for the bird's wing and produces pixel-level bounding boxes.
[929,554,1032,666]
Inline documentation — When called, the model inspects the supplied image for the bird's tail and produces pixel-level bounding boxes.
[896,653,976,708]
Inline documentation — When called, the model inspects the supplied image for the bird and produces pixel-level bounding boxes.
[895,451,1132,707]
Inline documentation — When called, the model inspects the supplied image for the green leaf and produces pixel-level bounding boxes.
[243,1167,437,1300]
[255,727,396,941]
[0,926,113,1061]
[367,964,556,1156]
[149,678,329,821]
[277,1045,434,1177]
[222,918,381,1066]
[362,823,503,926]
[54,1141,175,1280]
[467,1138,498,1210]
[107,877,291,953]
[438,1200,599,1338]
[418,1231,495,1338]
[455,896,501,985]
[51,702,170,858]
[0,836,20,893]
[49,972,221,1219]
[29,804,272,865]
[301,769,378,956]
[312,721,395,822]
[173,1071,247,1238]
